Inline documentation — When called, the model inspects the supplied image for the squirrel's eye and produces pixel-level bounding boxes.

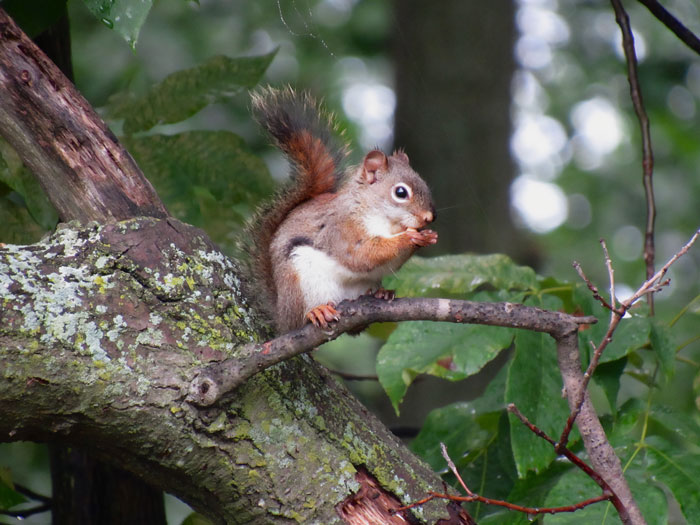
[391,183,412,203]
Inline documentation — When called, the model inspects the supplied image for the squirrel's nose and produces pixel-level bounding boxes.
[423,207,435,224]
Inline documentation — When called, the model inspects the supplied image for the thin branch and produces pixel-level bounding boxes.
[625,228,699,306]
[13,484,51,504]
[611,0,657,311]
[0,504,51,518]
[561,228,699,448]
[397,442,615,519]
[601,239,617,319]
[188,297,596,407]
[573,260,619,313]
[397,491,611,517]
[440,443,474,497]
[636,0,700,55]
[507,405,627,518]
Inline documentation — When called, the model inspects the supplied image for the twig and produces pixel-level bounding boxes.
[611,0,657,312]
[440,443,474,496]
[188,297,596,407]
[562,228,700,447]
[13,483,51,504]
[0,504,51,518]
[573,261,618,313]
[636,0,700,55]
[601,240,617,319]
[0,483,52,518]
[397,490,612,517]
[624,228,699,306]
[507,405,624,513]
[396,442,615,519]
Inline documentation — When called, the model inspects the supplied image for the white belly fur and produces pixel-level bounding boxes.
[291,246,388,310]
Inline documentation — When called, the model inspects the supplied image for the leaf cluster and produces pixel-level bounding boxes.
[378,254,698,523]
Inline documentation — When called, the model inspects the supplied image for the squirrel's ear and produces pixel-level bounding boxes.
[391,149,410,164]
[362,150,388,184]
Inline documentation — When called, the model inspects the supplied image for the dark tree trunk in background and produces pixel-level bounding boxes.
[393,1,535,263]
[49,446,166,525]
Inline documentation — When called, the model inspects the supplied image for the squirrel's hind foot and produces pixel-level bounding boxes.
[306,303,339,328]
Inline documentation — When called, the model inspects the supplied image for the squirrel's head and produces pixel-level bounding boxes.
[358,150,435,234]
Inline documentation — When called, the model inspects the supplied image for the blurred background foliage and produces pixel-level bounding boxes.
[1,0,700,523]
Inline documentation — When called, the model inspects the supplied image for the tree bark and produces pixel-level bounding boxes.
[0,9,167,223]
[0,218,458,523]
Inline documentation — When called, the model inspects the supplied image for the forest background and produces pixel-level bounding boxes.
[1,0,700,523]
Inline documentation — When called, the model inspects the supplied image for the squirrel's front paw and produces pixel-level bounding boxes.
[366,287,396,301]
[406,228,438,247]
[306,303,339,328]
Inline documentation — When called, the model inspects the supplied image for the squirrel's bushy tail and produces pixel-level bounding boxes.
[251,86,348,196]
[246,87,349,314]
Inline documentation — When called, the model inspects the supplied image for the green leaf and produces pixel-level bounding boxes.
[411,366,508,471]
[460,413,520,521]
[505,295,571,476]
[649,320,676,380]
[108,52,277,133]
[593,357,627,415]
[613,398,646,437]
[0,468,26,509]
[123,131,274,249]
[411,403,499,473]
[0,188,50,244]
[541,465,667,525]
[377,321,513,412]
[0,142,58,231]
[382,254,538,298]
[645,436,700,521]
[580,314,651,365]
[82,0,153,48]
[647,404,700,446]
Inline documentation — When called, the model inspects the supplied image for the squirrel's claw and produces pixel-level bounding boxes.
[306,303,339,328]
[366,287,396,301]
[406,228,438,247]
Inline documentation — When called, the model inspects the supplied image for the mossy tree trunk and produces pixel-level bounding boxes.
[0,219,458,524]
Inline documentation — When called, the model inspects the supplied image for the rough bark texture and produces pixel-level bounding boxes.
[0,9,168,223]
[556,331,643,524]
[0,218,458,524]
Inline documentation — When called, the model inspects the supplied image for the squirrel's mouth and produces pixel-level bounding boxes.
[402,213,434,231]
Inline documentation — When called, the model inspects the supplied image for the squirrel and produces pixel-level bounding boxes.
[247,87,437,333]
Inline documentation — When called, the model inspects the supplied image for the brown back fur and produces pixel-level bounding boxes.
[245,87,350,316]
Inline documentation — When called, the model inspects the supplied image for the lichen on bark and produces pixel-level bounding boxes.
[0,217,454,523]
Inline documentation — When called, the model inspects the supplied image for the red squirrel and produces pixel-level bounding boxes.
[247,87,437,333]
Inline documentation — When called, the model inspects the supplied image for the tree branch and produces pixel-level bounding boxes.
[188,297,596,406]
[636,0,700,55]
[0,8,167,223]
[611,0,656,311]
[187,289,646,523]
[0,219,462,523]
